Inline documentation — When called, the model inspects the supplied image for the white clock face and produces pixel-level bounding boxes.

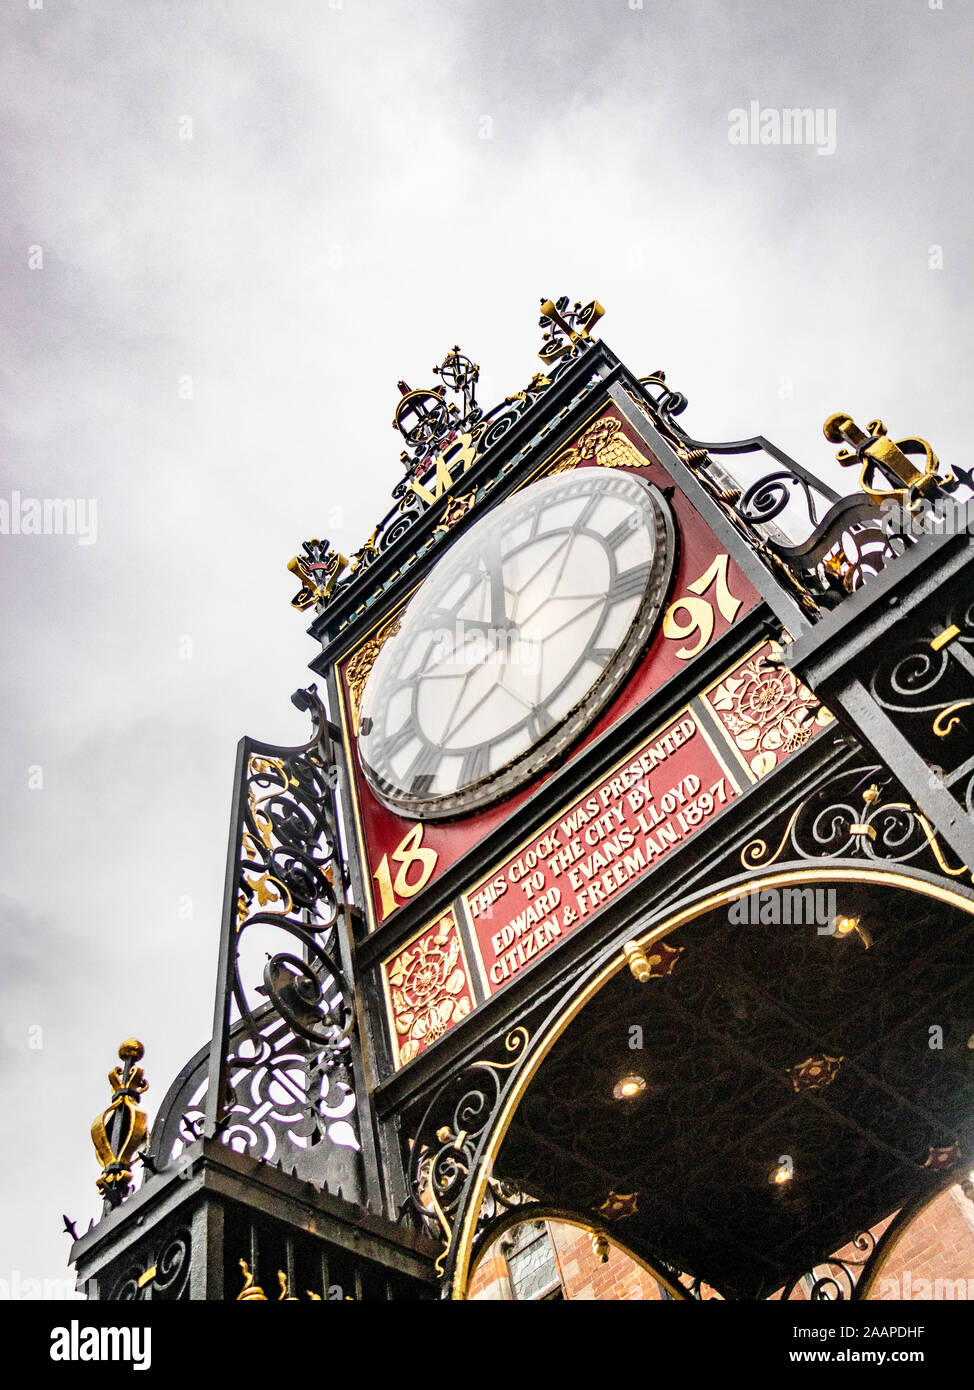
[357,467,674,819]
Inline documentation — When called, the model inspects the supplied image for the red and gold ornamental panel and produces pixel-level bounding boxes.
[380,908,476,1070]
[700,641,833,785]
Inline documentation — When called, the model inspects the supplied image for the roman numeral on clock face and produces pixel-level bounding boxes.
[459,744,492,784]
[610,561,652,603]
[382,722,416,761]
[527,706,557,741]
[573,491,602,531]
[607,516,638,549]
[407,745,441,795]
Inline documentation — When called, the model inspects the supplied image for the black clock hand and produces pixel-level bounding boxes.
[490,557,509,630]
[482,530,519,634]
[430,608,510,640]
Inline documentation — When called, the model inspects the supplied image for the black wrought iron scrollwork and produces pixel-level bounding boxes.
[362,359,575,568]
[780,1230,877,1302]
[294,302,966,625]
[107,1227,192,1302]
[870,596,974,736]
[626,374,968,613]
[740,738,970,882]
[407,1028,530,1271]
[632,371,842,531]
[148,687,363,1190]
[226,689,352,1069]
[779,1187,964,1302]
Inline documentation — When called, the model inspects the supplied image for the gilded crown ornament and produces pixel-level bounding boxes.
[90,1039,149,1208]
[394,346,483,476]
[287,538,348,611]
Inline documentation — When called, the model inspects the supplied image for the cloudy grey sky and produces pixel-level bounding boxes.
[1,0,971,1296]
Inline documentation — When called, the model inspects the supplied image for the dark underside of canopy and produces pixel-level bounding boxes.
[495,879,974,1299]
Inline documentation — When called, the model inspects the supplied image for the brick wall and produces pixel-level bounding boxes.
[549,1224,665,1301]
[467,1219,713,1300]
[467,1186,974,1300]
[872,1186,974,1300]
[468,1248,512,1301]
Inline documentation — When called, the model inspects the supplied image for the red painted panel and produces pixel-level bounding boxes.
[465,705,740,994]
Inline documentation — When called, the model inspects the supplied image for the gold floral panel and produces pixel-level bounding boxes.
[699,639,833,783]
[381,907,476,1070]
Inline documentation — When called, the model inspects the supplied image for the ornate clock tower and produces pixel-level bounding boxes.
[71,298,974,1302]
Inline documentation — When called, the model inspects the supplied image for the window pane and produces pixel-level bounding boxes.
[507,1228,561,1300]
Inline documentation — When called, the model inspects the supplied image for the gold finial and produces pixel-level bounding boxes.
[590,1232,611,1264]
[277,1270,298,1301]
[624,941,653,982]
[623,939,683,981]
[236,1260,268,1301]
[90,1039,149,1208]
[538,297,605,364]
[823,413,950,509]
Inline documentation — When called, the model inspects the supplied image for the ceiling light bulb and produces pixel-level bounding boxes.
[613,1073,646,1101]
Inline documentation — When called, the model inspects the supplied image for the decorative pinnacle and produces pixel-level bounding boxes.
[91,1039,150,1209]
[823,411,949,508]
[537,296,605,365]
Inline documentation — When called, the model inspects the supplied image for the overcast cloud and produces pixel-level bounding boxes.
[1,0,971,1295]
